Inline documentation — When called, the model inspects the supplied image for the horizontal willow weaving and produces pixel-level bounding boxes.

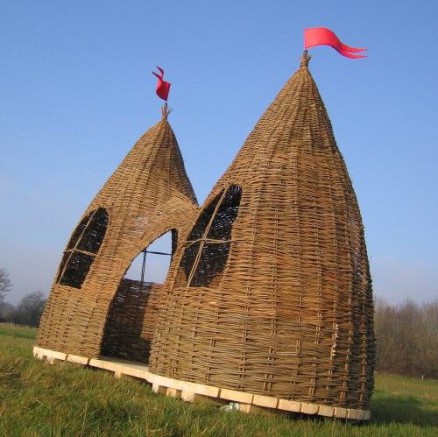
[150,53,375,411]
[37,111,199,359]
[101,280,163,363]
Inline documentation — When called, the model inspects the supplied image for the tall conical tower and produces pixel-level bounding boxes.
[37,108,198,358]
[150,53,375,417]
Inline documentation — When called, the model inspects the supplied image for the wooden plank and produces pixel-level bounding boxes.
[121,366,150,380]
[89,358,121,372]
[88,358,150,380]
[181,391,196,402]
[333,407,348,419]
[347,408,358,420]
[238,403,253,413]
[318,404,334,417]
[239,404,274,415]
[219,388,253,404]
[300,402,319,415]
[147,373,164,385]
[152,383,167,395]
[33,346,67,362]
[193,394,226,406]
[66,354,89,365]
[33,346,44,359]
[147,372,220,398]
[355,409,367,421]
[252,394,279,409]
[175,381,220,398]
[166,388,182,398]
[277,399,302,413]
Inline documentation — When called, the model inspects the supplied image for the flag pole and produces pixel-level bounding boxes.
[301,50,311,67]
[161,102,172,119]
[161,102,168,119]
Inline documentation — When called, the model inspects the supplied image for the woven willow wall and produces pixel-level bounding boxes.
[37,115,198,358]
[150,54,375,410]
[100,279,163,363]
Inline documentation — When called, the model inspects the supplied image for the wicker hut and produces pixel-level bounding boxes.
[37,108,198,360]
[149,53,375,416]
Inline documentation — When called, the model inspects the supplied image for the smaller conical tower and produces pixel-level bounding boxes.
[37,106,198,359]
[150,53,375,418]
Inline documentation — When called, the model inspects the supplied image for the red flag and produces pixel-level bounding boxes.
[152,66,171,101]
[304,28,367,59]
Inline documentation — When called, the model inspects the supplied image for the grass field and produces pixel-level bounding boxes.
[1,323,437,436]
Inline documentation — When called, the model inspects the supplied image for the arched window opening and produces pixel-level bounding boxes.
[123,229,177,285]
[176,185,242,288]
[57,207,108,288]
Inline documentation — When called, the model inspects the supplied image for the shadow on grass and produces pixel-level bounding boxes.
[371,391,438,427]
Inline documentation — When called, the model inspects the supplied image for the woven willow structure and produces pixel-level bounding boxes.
[37,110,198,359]
[150,53,375,411]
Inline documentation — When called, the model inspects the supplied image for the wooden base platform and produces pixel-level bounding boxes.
[33,346,370,421]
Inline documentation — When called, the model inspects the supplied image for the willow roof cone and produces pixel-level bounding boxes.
[37,108,199,359]
[150,52,375,415]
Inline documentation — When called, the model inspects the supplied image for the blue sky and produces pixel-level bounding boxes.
[1,1,437,305]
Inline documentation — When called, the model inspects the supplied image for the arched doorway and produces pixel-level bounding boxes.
[101,230,177,363]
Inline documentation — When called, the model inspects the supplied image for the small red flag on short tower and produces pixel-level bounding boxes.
[152,66,171,101]
[304,28,367,59]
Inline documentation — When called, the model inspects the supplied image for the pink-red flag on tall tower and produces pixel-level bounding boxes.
[304,28,367,59]
[152,66,171,101]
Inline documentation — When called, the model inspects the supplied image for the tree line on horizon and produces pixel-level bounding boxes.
[1,267,437,378]
[0,268,47,328]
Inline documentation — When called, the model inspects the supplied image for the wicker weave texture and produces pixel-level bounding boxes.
[150,54,375,410]
[100,280,162,362]
[37,116,198,358]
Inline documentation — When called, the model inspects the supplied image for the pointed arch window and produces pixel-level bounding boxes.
[176,185,242,288]
[57,207,109,288]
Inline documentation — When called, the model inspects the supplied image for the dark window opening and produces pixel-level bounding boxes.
[66,215,89,250]
[188,242,231,287]
[57,207,108,288]
[176,185,242,288]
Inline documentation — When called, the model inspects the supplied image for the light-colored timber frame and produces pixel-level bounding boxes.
[34,346,370,420]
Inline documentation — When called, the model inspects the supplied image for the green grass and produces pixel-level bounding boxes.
[1,323,437,436]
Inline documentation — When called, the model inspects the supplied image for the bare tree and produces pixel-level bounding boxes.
[375,298,438,378]
[0,302,15,323]
[0,268,12,305]
[13,290,47,328]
